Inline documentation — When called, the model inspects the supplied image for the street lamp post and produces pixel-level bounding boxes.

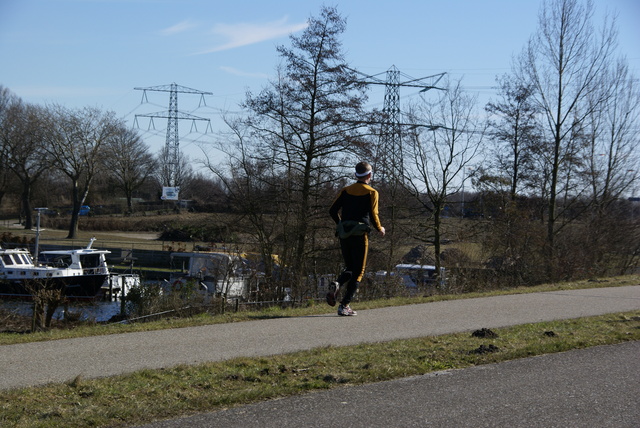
[33,208,48,262]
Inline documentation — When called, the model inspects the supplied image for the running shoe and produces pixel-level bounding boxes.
[326,281,339,306]
[337,304,357,316]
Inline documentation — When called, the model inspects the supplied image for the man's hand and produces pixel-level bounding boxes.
[379,227,386,237]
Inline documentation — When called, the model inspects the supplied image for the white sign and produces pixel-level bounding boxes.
[161,186,180,201]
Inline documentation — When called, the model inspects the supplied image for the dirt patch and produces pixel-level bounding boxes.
[469,344,500,354]
[471,328,499,338]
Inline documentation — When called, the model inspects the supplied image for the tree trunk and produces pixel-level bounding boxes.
[67,179,81,239]
[21,185,33,230]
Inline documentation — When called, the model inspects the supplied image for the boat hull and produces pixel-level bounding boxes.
[0,275,108,302]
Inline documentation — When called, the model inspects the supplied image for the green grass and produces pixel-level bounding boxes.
[1,310,638,427]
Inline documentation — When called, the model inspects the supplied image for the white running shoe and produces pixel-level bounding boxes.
[338,304,357,316]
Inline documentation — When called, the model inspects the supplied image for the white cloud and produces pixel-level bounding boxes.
[161,20,198,36]
[195,16,308,54]
[219,66,270,79]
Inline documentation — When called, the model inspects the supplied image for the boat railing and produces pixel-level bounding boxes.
[82,267,108,275]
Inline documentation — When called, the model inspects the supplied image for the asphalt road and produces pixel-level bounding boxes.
[1,286,639,392]
[136,341,640,428]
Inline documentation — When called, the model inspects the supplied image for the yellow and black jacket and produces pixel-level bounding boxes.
[329,181,383,233]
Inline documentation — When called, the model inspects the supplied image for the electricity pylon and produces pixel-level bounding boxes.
[134,83,212,187]
[351,65,445,182]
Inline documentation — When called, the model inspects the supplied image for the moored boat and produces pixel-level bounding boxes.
[0,238,111,301]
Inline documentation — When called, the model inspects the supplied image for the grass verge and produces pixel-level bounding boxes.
[1,310,639,427]
[1,274,638,346]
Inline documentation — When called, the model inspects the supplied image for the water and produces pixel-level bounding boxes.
[2,300,125,323]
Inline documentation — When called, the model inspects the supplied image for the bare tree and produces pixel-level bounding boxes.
[0,86,21,208]
[102,125,157,214]
[483,74,542,203]
[584,58,640,213]
[516,0,618,278]
[202,115,285,298]
[44,105,120,239]
[180,172,227,210]
[403,77,483,277]
[3,102,52,229]
[242,6,369,287]
[578,57,640,274]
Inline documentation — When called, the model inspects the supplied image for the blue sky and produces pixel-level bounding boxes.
[1,0,638,162]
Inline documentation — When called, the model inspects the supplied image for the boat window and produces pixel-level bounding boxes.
[79,254,102,268]
[43,255,72,267]
[2,254,14,266]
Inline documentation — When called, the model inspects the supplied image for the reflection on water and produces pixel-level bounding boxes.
[2,300,125,323]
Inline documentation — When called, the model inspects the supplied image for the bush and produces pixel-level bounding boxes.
[125,280,208,319]
[480,206,547,287]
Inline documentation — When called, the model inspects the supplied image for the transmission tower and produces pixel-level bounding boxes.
[351,65,445,182]
[380,66,401,183]
[134,83,213,189]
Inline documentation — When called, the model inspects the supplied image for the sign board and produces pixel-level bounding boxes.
[161,186,180,201]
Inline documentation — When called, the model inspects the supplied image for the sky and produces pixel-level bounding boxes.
[1,0,639,165]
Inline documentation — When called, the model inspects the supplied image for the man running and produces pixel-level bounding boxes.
[328,161,385,316]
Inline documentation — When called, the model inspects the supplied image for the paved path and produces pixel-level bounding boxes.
[136,341,640,428]
[2,285,639,391]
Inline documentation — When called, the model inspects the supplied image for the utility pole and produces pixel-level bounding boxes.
[134,83,212,191]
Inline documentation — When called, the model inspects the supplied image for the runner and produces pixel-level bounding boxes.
[328,161,385,316]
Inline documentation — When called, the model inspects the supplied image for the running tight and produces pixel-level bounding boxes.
[336,233,368,305]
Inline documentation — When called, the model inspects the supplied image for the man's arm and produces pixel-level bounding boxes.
[329,190,343,224]
[370,190,385,236]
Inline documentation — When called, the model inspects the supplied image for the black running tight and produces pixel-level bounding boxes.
[337,233,369,305]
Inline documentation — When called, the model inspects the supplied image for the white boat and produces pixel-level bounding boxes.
[0,238,111,301]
